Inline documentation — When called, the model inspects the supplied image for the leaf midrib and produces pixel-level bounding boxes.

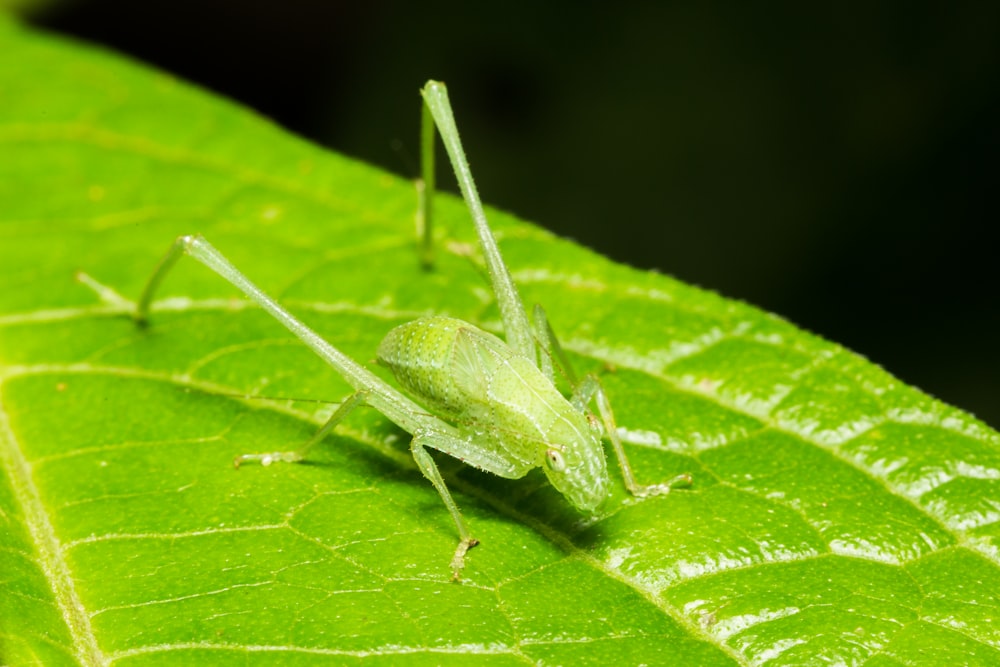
[3,359,743,664]
[0,382,105,665]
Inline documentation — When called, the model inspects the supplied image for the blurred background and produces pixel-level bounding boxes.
[12,1,1000,427]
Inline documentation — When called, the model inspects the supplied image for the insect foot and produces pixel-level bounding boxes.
[630,473,694,498]
[450,537,481,581]
[232,451,304,469]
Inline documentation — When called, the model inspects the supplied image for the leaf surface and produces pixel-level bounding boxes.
[2,18,999,667]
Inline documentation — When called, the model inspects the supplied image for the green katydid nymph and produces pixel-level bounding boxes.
[135,80,691,579]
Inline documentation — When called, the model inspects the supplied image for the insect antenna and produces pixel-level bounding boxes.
[200,391,351,406]
[176,387,376,415]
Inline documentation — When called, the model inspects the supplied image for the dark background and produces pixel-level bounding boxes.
[25,1,1000,427]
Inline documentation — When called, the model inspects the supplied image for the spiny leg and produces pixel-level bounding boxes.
[409,432,482,580]
[234,390,368,468]
[135,235,439,436]
[135,234,481,577]
[235,395,481,579]
[420,80,536,364]
[409,421,539,578]
[532,304,692,496]
[581,375,692,496]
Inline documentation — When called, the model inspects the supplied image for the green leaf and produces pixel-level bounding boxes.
[2,17,999,666]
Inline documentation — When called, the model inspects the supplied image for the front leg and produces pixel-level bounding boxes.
[533,303,692,497]
[582,375,692,497]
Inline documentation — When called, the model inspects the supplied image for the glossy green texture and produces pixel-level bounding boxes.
[377,316,610,511]
[2,17,999,667]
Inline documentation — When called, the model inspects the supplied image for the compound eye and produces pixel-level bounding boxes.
[545,448,566,472]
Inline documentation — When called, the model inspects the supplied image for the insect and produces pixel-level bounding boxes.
[135,80,691,578]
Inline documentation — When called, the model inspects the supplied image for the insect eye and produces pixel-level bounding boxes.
[545,448,566,472]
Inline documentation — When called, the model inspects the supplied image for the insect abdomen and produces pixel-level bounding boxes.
[376,316,502,418]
